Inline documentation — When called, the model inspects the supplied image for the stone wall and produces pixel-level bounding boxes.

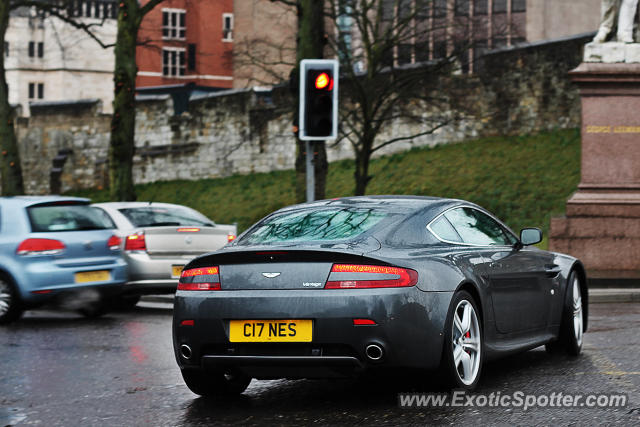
[13,33,592,195]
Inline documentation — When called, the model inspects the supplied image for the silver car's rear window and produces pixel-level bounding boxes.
[118,206,214,227]
[238,207,387,245]
[28,204,112,232]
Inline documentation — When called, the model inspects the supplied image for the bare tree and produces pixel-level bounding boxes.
[108,0,165,201]
[325,0,482,195]
[0,2,23,195]
[233,0,329,202]
[235,0,484,196]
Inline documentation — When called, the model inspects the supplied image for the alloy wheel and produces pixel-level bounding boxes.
[452,299,481,386]
[573,278,583,347]
[0,280,12,317]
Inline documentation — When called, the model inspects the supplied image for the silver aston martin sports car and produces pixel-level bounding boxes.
[172,196,587,396]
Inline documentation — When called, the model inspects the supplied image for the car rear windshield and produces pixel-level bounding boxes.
[118,206,214,227]
[237,207,387,245]
[28,204,112,232]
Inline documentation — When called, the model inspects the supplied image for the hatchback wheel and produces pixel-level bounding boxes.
[441,290,483,390]
[181,368,251,397]
[0,276,23,325]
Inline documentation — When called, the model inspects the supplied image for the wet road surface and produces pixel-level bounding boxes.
[1,301,639,426]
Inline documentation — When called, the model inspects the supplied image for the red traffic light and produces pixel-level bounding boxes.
[315,72,333,90]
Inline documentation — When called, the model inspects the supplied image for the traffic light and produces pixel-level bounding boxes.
[299,59,339,140]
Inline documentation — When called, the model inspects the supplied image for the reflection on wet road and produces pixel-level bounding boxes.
[1,302,638,425]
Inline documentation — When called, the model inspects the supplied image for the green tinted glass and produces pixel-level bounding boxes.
[239,208,387,244]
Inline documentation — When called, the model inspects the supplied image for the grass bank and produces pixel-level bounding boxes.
[70,128,581,242]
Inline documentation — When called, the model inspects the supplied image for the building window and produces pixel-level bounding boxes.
[337,0,353,61]
[511,0,526,13]
[162,48,186,77]
[455,0,469,16]
[162,9,186,39]
[434,0,447,18]
[492,36,507,49]
[493,0,507,13]
[222,13,233,41]
[28,83,43,99]
[38,42,43,58]
[474,0,488,15]
[187,43,196,71]
[3,41,8,57]
[28,41,35,57]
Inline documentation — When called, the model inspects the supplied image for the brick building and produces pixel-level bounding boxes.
[136,0,234,89]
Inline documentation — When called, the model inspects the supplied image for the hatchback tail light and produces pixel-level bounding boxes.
[124,232,146,251]
[107,235,122,251]
[325,264,418,289]
[178,266,221,291]
[17,238,66,256]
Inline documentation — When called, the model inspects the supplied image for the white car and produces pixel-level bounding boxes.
[92,202,237,307]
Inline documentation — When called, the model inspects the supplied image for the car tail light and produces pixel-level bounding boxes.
[178,266,221,291]
[353,318,377,326]
[17,238,66,256]
[227,233,236,242]
[124,232,146,251]
[325,264,418,289]
[107,235,122,251]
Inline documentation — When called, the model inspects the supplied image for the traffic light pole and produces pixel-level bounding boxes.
[305,140,315,202]
[299,59,338,202]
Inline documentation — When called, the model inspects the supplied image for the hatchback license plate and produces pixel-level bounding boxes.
[75,270,110,283]
[229,320,312,342]
[172,265,184,278]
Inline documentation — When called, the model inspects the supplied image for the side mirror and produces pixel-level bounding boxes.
[520,228,542,246]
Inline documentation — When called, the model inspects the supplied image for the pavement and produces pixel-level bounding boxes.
[142,287,640,305]
[2,301,639,425]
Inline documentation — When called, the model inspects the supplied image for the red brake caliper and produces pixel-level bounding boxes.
[464,331,471,354]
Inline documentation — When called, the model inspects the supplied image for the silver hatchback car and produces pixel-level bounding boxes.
[92,202,237,306]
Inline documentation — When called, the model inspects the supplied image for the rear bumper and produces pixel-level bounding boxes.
[15,258,128,303]
[173,288,454,379]
[124,251,193,289]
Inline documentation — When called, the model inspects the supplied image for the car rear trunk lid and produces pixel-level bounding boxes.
[144,226,233,256]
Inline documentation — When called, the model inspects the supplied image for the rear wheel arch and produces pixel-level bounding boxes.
[0,269,20,299]
[455,281,484,325]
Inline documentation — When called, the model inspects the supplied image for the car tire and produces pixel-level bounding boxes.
[0,275,23,325]
[440,290,483,390]
[545,270,584,356]
[77,301,108,318]
[181,368,252,397]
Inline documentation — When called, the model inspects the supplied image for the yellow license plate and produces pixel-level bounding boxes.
[172,265,185,278]
[74,270,110,283]
[229,320,313,342]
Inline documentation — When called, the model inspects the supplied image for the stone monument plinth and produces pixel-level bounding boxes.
[549,45,640,277]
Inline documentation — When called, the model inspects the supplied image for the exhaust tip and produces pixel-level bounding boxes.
[180,344,192,360]
[365,343,384,361]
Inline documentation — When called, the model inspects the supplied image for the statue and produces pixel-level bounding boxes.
[593,0,639,43]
